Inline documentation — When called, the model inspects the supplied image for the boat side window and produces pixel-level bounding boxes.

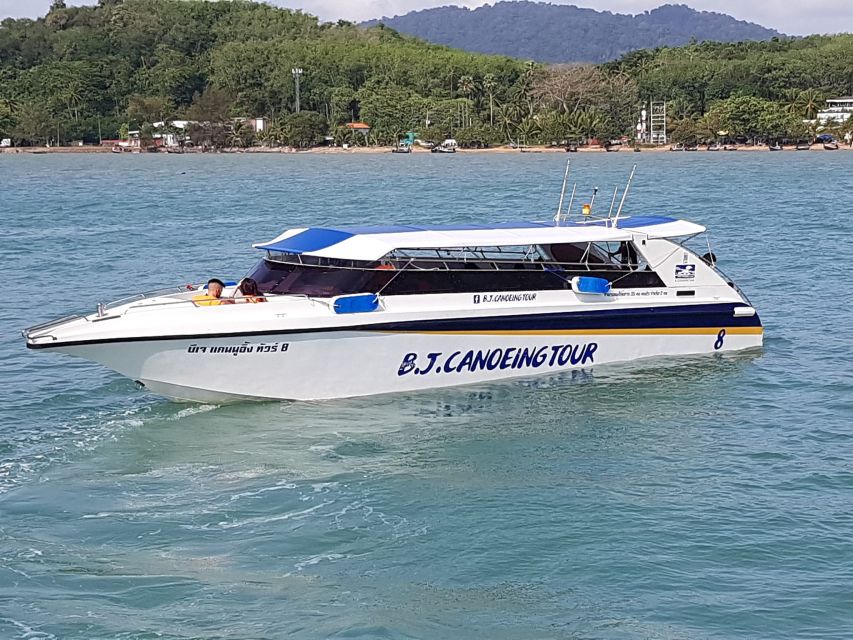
[248,244,664,297]
[546,242,639,269]
[547,243,587,264]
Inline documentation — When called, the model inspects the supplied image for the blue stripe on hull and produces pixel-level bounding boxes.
[368,303,761,333]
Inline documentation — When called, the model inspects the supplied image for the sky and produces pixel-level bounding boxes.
[2,0,852,36]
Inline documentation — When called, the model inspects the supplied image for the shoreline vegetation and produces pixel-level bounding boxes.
[2,0,853,153]
[3,143,851,155]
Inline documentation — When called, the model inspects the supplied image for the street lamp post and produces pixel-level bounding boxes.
[291,68,303,113]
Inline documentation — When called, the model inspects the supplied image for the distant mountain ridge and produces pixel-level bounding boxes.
[362,2,782,63]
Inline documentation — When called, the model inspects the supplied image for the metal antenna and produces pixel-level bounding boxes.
[607,186,619,219]
[554,160,571,224]
[588,186,599,214]
[613,164,637,225]
[565,183,577,222]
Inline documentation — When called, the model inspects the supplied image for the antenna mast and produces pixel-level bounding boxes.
[607,187,619,219]
[612,164,637,226]
[565,183,577,221]
[554,160,571,224]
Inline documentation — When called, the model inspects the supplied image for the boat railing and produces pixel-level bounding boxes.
[109,291,322,315]
[23,314,85,338]
[268,251,639,274]
[103,284,198,310]
[23,292,300,340]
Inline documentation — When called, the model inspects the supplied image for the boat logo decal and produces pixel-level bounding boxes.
[675,264,696,280]
[397,342,598,377]
[473,293,538,304]
[187,341,290,356]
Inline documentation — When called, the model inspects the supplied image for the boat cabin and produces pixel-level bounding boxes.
[249,218,706,298]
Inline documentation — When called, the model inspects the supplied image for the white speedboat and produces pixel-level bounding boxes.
[24,192,762,403]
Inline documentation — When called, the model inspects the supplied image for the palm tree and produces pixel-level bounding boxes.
[483,74,497,127]
[516,117,540,145]
[265,119,285,147]
[457,75,476,129]
[517,61,538,116]
[577,110,605,142]
[496,101,525,143]
[228,121,251,149]
[458,75,475,100]
[796,89,823,120]
[522,60,536,87]
[494,103,513,143]
[62,84,83,122]
[782,88,801,116]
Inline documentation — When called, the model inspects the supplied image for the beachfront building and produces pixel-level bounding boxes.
[346,122,371,145]
[817,97,853,123]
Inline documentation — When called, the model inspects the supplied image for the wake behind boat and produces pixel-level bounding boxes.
[24,165,762,402]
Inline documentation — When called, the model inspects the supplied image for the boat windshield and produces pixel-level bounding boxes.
[248,259,395,297]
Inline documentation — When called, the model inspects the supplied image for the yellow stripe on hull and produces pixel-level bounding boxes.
[381,326,764,337]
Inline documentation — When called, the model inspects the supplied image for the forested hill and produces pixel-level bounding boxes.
[362,2,782,63]
[0,0,528,145]
[1,0,851,151]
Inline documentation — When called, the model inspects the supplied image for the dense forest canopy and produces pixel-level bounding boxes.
[363,2,781,64]
[1,0,852,148]
[0,0,527,146]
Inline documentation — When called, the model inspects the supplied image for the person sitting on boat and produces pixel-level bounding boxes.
[237,277,266,303]
[192,278,232,306]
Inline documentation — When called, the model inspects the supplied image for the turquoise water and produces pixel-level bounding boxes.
[1,151,852,639]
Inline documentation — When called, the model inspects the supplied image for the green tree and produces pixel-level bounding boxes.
[708,95,772,140]
[669,117,700,143]
[12,102,53,146]
[127,94,172,125]
[0,99,14,140]
[139,122,155,148]
[284,110,326,148]
[186,87,235,123]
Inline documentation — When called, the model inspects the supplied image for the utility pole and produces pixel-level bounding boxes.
[291,68,303,114]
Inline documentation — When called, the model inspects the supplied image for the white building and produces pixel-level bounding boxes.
[817,97,853,123]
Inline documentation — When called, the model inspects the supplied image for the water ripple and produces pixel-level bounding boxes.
[1,152,852,638]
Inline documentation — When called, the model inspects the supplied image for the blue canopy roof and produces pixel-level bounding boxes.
[254,216,703,261]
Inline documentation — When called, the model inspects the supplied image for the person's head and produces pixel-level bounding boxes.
[207,278,225,298]
[239,278,260,297]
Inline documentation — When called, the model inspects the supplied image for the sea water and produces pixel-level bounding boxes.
[0,151,852,639]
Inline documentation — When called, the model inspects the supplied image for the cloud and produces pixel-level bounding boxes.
[1,0,851,35]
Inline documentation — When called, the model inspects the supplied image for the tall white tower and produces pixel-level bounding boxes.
[650,101,667,145]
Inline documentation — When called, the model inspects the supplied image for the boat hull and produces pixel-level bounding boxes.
[45,321,762,402]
